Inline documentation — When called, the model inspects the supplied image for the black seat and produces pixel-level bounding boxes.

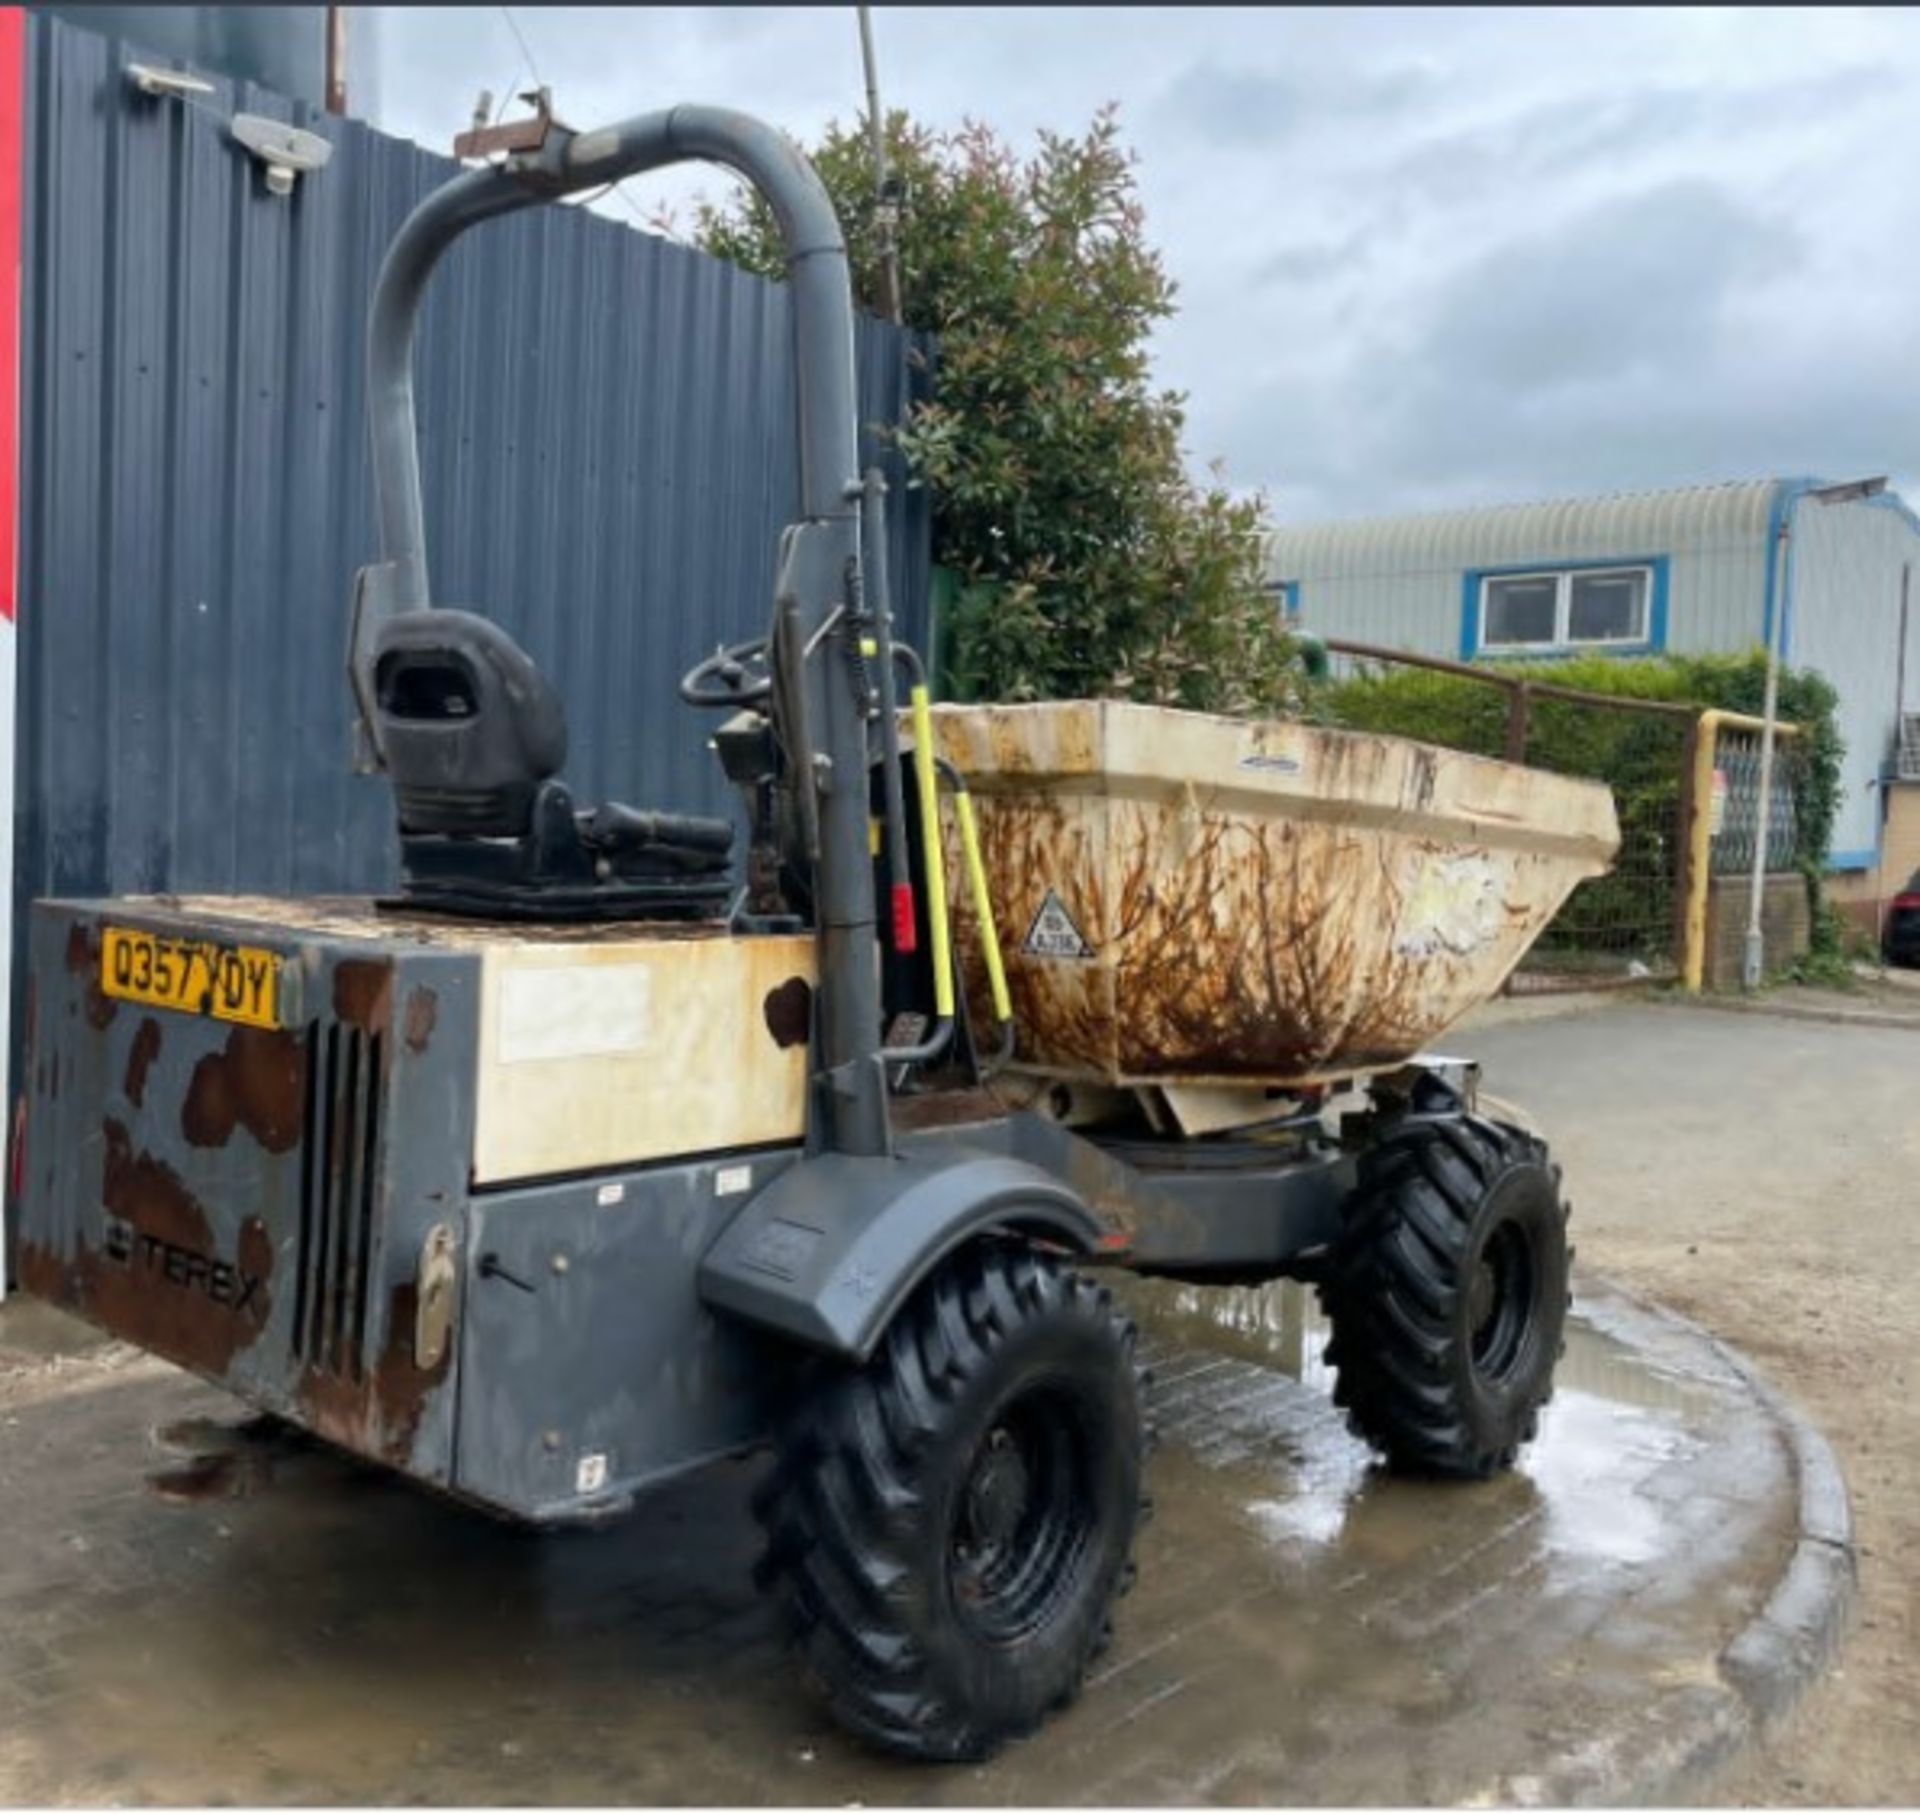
[371,609,733,922]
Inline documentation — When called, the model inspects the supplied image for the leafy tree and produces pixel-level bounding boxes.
[690,108,1305,716]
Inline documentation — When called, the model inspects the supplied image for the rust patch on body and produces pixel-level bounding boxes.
[102,1117,214,1255]
[14,1235,66,1304]
[67,921,116,1030]
[125,1016,163,1107]
[182,1025,307,1153]
[237,1214,274,1291]
[890,1086,1006,1133]
[34,1118,279,1377]
[295,1282,450,1467]
[762,976,813,1050]
[333,959,394,1033]
[402,986,438,1054]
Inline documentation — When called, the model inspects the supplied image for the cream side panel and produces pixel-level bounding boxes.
[473,934,814,1184]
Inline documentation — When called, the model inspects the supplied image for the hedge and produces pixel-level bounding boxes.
[1326,649,1842,868]
[1326,650,1845,966]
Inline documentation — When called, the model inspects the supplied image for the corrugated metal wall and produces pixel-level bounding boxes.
[1264,480,1774,660]
[1783,492,1920,863]
[15,9,932,937]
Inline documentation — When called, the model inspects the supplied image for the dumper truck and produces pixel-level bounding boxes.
[14,100,1619,1761]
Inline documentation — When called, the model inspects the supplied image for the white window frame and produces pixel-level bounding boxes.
[1478,564,1651,654]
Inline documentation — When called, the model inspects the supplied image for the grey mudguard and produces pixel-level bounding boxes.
[696,1149,1104,1361]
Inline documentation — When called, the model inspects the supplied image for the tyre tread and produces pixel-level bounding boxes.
[756,1242,1146,1762]
[1318,1111,1566,1480]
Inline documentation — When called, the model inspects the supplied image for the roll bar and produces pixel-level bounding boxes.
[352,106,891,1159]
[364,105,860,606]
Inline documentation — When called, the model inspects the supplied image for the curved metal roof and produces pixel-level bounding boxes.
[1265,479,1782,581]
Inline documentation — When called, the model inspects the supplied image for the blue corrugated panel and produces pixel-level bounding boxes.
[15,8,933,945]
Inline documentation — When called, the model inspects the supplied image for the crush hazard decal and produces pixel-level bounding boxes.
[1022,888,1094,960]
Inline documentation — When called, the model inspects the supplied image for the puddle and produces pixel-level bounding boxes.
[1123,1275,1727,1583]
[154,1411,296,1456]
[147,1450,259,1503]
[145,1410,310,1500]
[1125,1275,1716,1414]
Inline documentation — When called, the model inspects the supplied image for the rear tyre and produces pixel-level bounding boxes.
[754,1243,1146,1762]
[1318,1107,1569,1479]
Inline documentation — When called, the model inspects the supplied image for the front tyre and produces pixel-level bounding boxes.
[754,1244,1146,1762]
[1319,1109,1570,1479]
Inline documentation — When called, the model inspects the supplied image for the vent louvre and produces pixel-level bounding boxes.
[293,1020,384,1378]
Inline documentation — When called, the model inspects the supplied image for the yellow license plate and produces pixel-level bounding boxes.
[99,927,283,1029]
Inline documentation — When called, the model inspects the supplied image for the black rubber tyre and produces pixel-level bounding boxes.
[1318,1108,1570,1479]
[753,1243,1147,1762]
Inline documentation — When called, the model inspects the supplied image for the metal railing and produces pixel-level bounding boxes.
[1321,641,1798,993]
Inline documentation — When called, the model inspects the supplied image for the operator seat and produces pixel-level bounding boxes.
[370,609,733,921]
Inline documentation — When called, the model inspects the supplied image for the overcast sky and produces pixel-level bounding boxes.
[365,6,1920,526]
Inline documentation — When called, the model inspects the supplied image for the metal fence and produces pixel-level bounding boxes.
[14,8,932,964]
[1707,724,1801,876]
[1324,642,1697,985]
[1322,641,1812,991]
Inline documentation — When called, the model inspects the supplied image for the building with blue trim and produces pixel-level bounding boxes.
[1264,476,1920,884]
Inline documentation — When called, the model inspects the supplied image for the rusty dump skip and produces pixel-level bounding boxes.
[928,701,1620,1087]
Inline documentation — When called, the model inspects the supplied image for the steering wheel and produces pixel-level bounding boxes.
[680,635,774,708]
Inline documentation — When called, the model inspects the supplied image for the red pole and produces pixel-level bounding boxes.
[0,5,22,1265]
[0,5,21,628]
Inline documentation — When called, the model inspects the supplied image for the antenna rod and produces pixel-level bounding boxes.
[325,4,348,114]
[856,4,903,324]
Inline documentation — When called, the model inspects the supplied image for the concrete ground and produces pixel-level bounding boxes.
[0,995,1883,1806]
[0,1273,1804,1806]
[1453,1000,1917,1806]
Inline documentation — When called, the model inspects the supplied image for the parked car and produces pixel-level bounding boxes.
[1886,869,1920,966]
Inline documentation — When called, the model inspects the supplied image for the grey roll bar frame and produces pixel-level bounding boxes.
[351,104,892,1159]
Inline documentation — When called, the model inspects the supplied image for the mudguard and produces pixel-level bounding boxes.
[696,1149,1104,1361]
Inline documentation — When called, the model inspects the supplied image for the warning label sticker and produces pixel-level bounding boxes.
[1023,888,1095,960]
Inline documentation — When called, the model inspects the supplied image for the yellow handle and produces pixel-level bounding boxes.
[953,788,1012,1023]
[909,684,955,1019]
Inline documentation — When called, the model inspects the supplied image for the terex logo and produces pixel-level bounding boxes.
[103,1218,265,1320]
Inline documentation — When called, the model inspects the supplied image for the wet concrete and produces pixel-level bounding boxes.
[0,1276,1803,1806]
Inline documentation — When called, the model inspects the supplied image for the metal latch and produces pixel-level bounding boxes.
[231,114,333,198]
[126,63,216,101]
[414,1223,458,1369]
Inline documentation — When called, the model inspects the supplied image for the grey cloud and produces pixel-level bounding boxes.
[1531,65,1901,179]
[1251,229,1376,288]
[1381,64,1903,208]
[1151,56,1437,149]
[1215,341,1920,528]
[1417,180,1800,392]
[368,8,1920,527]
[1209,250,1918,526]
